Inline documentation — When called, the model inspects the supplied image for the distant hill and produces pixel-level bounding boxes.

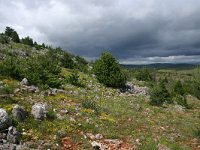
[122,63,199,69]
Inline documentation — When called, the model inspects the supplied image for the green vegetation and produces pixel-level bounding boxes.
[21,36,34,46]
[135,68,153,82]
[0,26,200,149]
[150,81,172,106]
[93,52,127,88]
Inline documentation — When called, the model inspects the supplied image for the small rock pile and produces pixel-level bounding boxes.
[0,108,22,149]
[120,82,149,96]
[0,102,49,149]
[14,78,40,94]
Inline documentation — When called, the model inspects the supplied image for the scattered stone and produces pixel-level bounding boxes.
[0,109,11,131]
[7,126,20,144]
[174,105,184,113]
[91,74,96,78]
[86,133,95,140]
[0,94,14,99]
[0,144,16,150]
[57,130,67,137]
[135,139,142,145]
[60,109,69,115]
[21,85,39,93]
[69,117,76,122]
[56,114,66,120]
[20,78,28,85]
[14,88,20,94]
[0,133,7,144]
[157,143,170,150]
[95,134,103,140]
[12,105,26,122]
[91,141,103,149]
[31,103,47,120]
[47,88,68,96]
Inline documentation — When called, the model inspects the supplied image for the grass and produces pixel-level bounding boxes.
[0,65,200,149]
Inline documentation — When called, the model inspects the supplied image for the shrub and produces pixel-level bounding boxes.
[23,54,62,88]
[82,99,99,114]
[173,80,185,96]
[150,81,171,106]
[21,36,34,46]
[0,84,15,94]
[67,71,79,85]
[0,34,9,44]
[192,67,200,99]
[74,56,88,72]
[93,52,126,88]
[172,95,188,107]
[0,57,24,80]
[196,128,200,139]
[135,68,153,82]
[0,54,62,88]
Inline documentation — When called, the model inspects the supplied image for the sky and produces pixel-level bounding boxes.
[0,0,200,64]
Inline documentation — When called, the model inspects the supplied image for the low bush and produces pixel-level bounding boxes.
[67,71,79,85]
[82,99,99,114]
[0,54,62,88]
[172,95,188,107]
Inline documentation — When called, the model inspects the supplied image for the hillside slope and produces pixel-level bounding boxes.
[0,42,200,149]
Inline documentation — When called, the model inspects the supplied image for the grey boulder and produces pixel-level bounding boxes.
[0,108,11,131]
[12,105,26,122]
[31,103,47,120]
[7,126,20,144]
[20,78,28,85]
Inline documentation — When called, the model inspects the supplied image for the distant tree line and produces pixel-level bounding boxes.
[0,26,49,48]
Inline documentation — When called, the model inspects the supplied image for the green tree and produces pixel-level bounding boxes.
[135,68,153,81]
[192,67,200,99]
[5,26,14,37]
[93,51,126,88]
[173,80,185,96]
[74,55,88,72]
[150,81,171,106]
[21,36,34,46]
[11,31,20,43]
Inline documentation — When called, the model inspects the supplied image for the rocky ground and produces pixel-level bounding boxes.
[0,42,200,150]
[0,69,200,150]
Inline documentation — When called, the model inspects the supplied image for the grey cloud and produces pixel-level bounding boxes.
[0,0,200,64]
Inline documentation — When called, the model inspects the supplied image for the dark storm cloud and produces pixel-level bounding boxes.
[0,0,200,64]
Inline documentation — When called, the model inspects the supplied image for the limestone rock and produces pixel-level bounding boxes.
[12,105,26,122]
[20,78,28,85]
[31,103,47,120]
[91,141,103,150]
[7,126,20,144]
[21,85,39,93]
[0,109,11,130]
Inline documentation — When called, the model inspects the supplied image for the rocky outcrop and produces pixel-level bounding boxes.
[31,103,47,120]
[120,82,149,96]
